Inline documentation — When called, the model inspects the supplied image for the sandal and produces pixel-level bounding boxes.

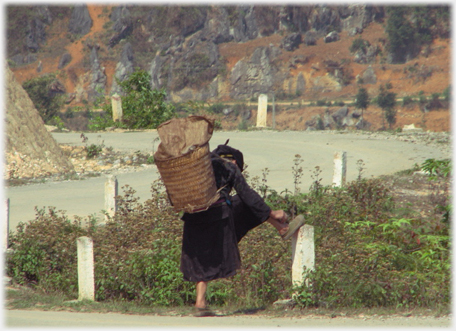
[281,214,305,240]
[194,307,218,317]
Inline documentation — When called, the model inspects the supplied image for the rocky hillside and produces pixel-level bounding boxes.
[5,66,75,180]
[6,4,451,131]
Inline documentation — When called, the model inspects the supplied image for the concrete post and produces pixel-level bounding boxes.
[77,236,95,301]
[4,199,9,251]
[256,94,268,127]
[272,94,276,129]
[105,175,118,220]
[111,94,122,122]
[291,224,315,287]
[332,151,347,187]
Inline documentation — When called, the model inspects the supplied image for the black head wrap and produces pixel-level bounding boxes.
[212,139,244,172]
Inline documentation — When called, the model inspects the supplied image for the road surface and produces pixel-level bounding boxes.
[4,309,451,328]
[5,130,450,231]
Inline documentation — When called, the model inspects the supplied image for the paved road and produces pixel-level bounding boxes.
[5,130,450,231]
[4,309,451,328]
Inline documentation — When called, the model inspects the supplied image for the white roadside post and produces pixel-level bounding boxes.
[111,93,123,122]
[104,175,118,222]
[291,224,315,287]
[256,94,268,128]
[332,151,347,187]
[3,199,9,251]
[77,236,95,301]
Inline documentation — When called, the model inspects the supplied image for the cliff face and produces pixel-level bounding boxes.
[5,66,74,180]
[6,5,450,109]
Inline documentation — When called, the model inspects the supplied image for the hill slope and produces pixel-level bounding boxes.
[7,4,451,132]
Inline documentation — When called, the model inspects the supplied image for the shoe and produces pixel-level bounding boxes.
[281,214,305,240]
[194,307,218,317]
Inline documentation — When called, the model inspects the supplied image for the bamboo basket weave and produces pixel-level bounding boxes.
[154,142,220,213]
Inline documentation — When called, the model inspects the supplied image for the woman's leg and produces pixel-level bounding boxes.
[195,281,208,308]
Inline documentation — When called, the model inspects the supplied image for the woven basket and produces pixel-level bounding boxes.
[154,143,219,213]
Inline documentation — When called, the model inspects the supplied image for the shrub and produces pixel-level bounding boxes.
[117,69,175,129]
[6,164,451,309]
[349,38,370,53]
[293,178,450,308]
[442,85,450,102]
[402,96,414,107]
[22,74,65,123]
[207,103,225,114]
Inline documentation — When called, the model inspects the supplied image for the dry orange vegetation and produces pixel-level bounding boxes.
[10,6,451,132]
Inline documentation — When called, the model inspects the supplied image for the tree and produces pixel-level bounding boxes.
[376,85,397,129]
[355,87,369,119]
[118,69,175,129]
[386,7,416,63]
[22,73,64,123]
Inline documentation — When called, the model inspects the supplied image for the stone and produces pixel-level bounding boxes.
[324,31,340,43]
[281,33,302,51]
[359,65,377,84]
[403,124,423,132]
[58,53,72,69]
[304,30,317,46]
[68,4,93,36]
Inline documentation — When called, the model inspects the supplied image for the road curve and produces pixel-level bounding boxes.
[5,130,450,231]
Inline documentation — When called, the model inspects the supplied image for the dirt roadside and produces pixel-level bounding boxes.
[4,309,452,328]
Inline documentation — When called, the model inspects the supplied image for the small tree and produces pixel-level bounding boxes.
[355,87,369,120]
[376,85,396,129]
[118,69,175,129]
[22,74,65,123]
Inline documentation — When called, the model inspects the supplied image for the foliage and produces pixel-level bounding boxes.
[354,87,369,114]
[7,207,88,294]
[442,85,451,102]
[117,69,175,129]
[88,105,115,131]
[22,74,65,123]
[207,103,225,114]
[376,85,397,129]
[421,158,451,180]
[293,178,450,309]
[385,5,449,63]
[402,96,414,107]
[349,38,370,53]
[385,7,416,63]
[6,160,451,310]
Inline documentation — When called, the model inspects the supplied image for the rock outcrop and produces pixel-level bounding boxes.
[5,66,75,180]
[68,4,93,36]
[111,42,135,95]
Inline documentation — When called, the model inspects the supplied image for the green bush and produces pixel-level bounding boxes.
[117,69,175,129]
[349,38,370,53]
[293,178,450,308]
[442,85,451,102]
[6,163,451,309]
[207,103,225,114]
[402,96,414,107]
[22,74,65,123]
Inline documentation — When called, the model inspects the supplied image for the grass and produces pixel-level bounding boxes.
[5,286,449,318]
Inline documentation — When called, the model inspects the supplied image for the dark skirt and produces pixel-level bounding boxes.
[180,195,266,282]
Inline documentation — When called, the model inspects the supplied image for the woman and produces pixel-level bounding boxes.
[180,142,305,315]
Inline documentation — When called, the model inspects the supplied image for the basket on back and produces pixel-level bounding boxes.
[154,116,219,213]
